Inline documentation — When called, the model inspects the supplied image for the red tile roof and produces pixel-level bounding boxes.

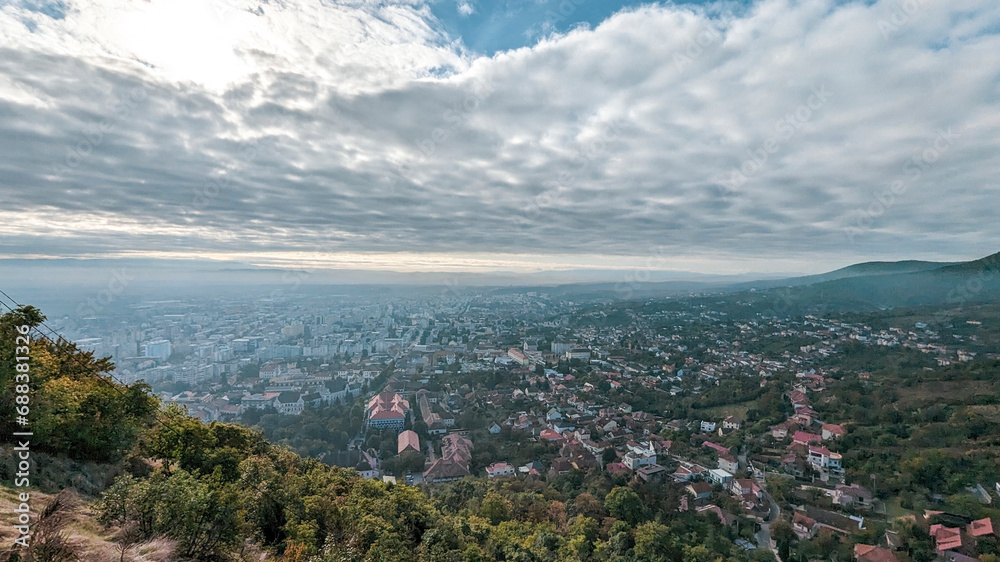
[929,524,962,552]
[854,545,899,562]
[969,517,994,537]
[792,431,822,444]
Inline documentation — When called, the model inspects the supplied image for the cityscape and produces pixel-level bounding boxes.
[2,0,1000,560]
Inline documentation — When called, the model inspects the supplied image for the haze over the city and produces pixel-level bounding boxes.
[2,0,999,281]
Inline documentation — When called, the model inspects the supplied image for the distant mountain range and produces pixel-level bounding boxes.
[501,252,1000,313]
[700,252,1000,315]
[3,252,998,316]
[731,259,958,291]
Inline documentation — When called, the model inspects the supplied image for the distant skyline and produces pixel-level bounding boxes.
[1,0,999,277]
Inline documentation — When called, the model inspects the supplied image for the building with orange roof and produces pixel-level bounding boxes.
[929,524,963,552]
[968,517,994,537]
[821,423,846,440]
[366,390,410,431]
[853,544,899,562]
[397,430,420,455]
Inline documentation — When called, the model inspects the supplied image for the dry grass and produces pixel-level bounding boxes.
[0,486,182,562]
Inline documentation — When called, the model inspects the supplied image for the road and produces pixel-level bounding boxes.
[755,487,780,559]
[742,451,781,558]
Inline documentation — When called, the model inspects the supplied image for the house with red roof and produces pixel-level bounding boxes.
[807,445,842,471]
[702,441,730,455]
[793,512,819,539]
[539,429,563,442]
[606,462,629,475]
[486,462,515,479]
[853,544,899,562]
[929,524,963,553]
[968,517,994,538]
[787,390,809,407]
[686,481,713,502]
[792,430,823,445]
[822,423,846,440]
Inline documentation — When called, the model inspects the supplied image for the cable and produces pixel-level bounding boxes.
[0,290,192,446]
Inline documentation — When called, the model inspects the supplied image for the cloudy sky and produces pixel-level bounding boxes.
[1,0,998,278]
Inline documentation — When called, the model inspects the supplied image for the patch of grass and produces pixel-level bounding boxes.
[699,402,752,420]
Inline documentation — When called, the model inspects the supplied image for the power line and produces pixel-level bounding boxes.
[0,290,191,445]
[0,290,300,541]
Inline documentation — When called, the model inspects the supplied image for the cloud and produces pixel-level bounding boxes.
[0,0,998,274]
[457,1,474,16]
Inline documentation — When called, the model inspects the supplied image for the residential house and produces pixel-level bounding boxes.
[423,457,471,483]
[770,422,793,440]
[686,481,713,502]
[929,524,962,553]
[853,544,899,562]
[701,420,717,433]
[718,453,739,474]
[832,484,872,509]
[486,462,516,479]
[355,460,379,480]
[968,517,994,538]
[636,464,667,483]
[708,468,734,486]
[807,445,843,472]
[822,423,846,440]
[581,439,607,456]
[793,512,819,539]
[731,478,762,499]
[539,429,563,442]
[793,406,819,425]
[792,431,823,445]
[623,451,657,470]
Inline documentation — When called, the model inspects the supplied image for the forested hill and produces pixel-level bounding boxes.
[0,305,759,561]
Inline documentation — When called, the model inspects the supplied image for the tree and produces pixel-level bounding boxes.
[634,521,676,562]
[97,468,240,559]
[481,493,513,526]
[771,520,796,561]
[1,306,158,462]
[571,492,605,520]
[602,447,618,465]
[604,487,645,526]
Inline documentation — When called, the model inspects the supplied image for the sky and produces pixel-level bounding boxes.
[1,0,999,280]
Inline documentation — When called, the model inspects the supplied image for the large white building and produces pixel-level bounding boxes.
[141,339,172,361]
